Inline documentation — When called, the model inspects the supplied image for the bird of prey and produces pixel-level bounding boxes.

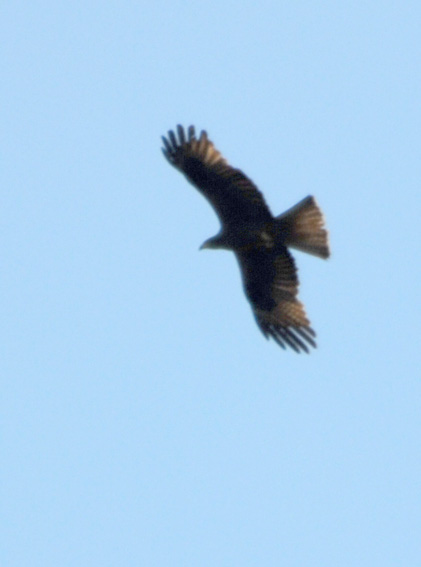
[162,125,329,353]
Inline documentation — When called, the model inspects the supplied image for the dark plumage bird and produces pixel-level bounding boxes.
[162,125,330,353]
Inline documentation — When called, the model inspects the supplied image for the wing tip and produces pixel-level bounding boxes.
[257,318,317,353]
[162,124,229,169]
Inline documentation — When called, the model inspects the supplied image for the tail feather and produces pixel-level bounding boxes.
[277,196,330,259]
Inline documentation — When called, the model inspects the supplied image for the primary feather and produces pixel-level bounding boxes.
[162,125,330,353]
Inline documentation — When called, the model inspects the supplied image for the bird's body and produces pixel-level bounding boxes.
[162,125,330,353]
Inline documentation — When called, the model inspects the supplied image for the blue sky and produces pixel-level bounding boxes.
[2,2,421,565]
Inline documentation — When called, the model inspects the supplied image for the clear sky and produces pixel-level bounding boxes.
[2,2,421,566]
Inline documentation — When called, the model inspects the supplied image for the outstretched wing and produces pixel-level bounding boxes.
[162,125,272,227]
[236,247,316,353]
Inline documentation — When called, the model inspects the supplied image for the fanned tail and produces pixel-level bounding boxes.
[277,196,330,259]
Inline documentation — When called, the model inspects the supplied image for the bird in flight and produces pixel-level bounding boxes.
[162,125,330,353]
